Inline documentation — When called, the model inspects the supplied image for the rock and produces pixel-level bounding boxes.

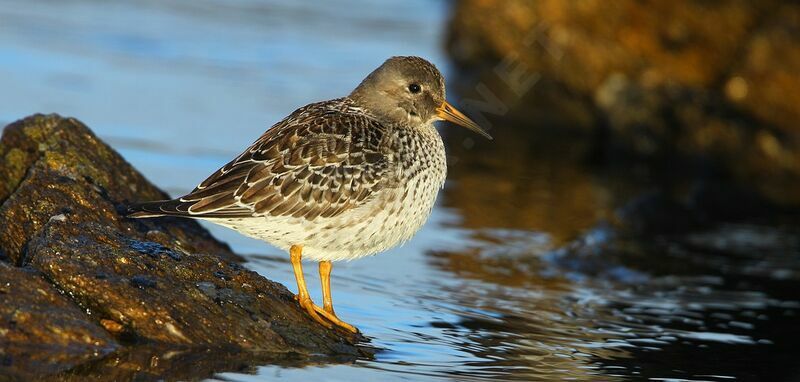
[0,263,118,380]
[449,0,764,93]
[0,115,238,265]
[0,114,363,379]
[26,221,359,353]
[446,0,800,205]
[729,4,800,135]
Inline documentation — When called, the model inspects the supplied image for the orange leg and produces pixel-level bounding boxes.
[289,245,331,329]
[289,246,358,333]
[316,260,357,333]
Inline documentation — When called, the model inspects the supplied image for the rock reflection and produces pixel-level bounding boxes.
[442,126,622,246]
[57,344,362,382]
[429,227,800,380]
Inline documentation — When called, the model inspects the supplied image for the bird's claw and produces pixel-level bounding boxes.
[295,294,357,333]
[296,295,333,329]
[312,304,358,333]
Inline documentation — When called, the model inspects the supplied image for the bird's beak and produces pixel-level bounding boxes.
[436,101,492,140]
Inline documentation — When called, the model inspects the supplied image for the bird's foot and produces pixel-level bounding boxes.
[312,305,358,333]
[295,295,333,330]
[294,294,358,333]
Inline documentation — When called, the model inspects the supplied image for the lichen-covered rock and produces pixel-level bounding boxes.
[0,114,363,380]
[27,221,358,353]
[446,0,800,205]
[0,114,238,265]
[0,263,118,380]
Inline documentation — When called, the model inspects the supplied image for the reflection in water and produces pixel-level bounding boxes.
[430,229,799,380]
[431,126,800,381]
[443,127,614,245]
[2,0,800,381]
[61,344,362,381]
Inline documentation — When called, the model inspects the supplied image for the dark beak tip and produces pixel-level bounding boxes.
[437,101,493,141]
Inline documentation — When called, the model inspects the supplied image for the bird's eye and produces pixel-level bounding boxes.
[408,83,421,94]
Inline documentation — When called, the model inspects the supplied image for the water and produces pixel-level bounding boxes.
[2,1,799,381]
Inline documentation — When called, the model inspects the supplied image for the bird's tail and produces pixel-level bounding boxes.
[126,199,194,218]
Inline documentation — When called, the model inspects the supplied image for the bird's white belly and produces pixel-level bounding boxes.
[211,170,444,262]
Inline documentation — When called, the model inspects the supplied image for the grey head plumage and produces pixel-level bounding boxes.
[349,56,491,139]
[350,56,446,127]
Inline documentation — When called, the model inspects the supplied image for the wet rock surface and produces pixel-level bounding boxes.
[0,263,118,380]
[446,0,800,205]
[0,114,363,380]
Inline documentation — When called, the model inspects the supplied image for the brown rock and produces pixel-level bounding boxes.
[0,114,363,379]
[27,221,358,353]
[446,0,800,205]
[0,262,118,379]
[0,114,238,265]
[449,0,764,91]
[731,4,800,135]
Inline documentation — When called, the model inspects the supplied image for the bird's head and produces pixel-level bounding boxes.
[350,56,491,139]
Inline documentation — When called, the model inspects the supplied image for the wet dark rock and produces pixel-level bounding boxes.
[0,114,364,379]
[129,239,182,261]
[615,181,795,236]
[214,270,232,281]
[130,274,158,289]
[26,221,359,352]
[548,179,800,286]
[616,191,700,235]
[0,262,118,380]
[196,281,218,300]
[0,114,239,265]
[447,0,800,205]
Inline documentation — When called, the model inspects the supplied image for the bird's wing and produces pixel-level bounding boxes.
[163,100,397,220]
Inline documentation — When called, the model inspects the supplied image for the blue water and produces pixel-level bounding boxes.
[2,1,800,381]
